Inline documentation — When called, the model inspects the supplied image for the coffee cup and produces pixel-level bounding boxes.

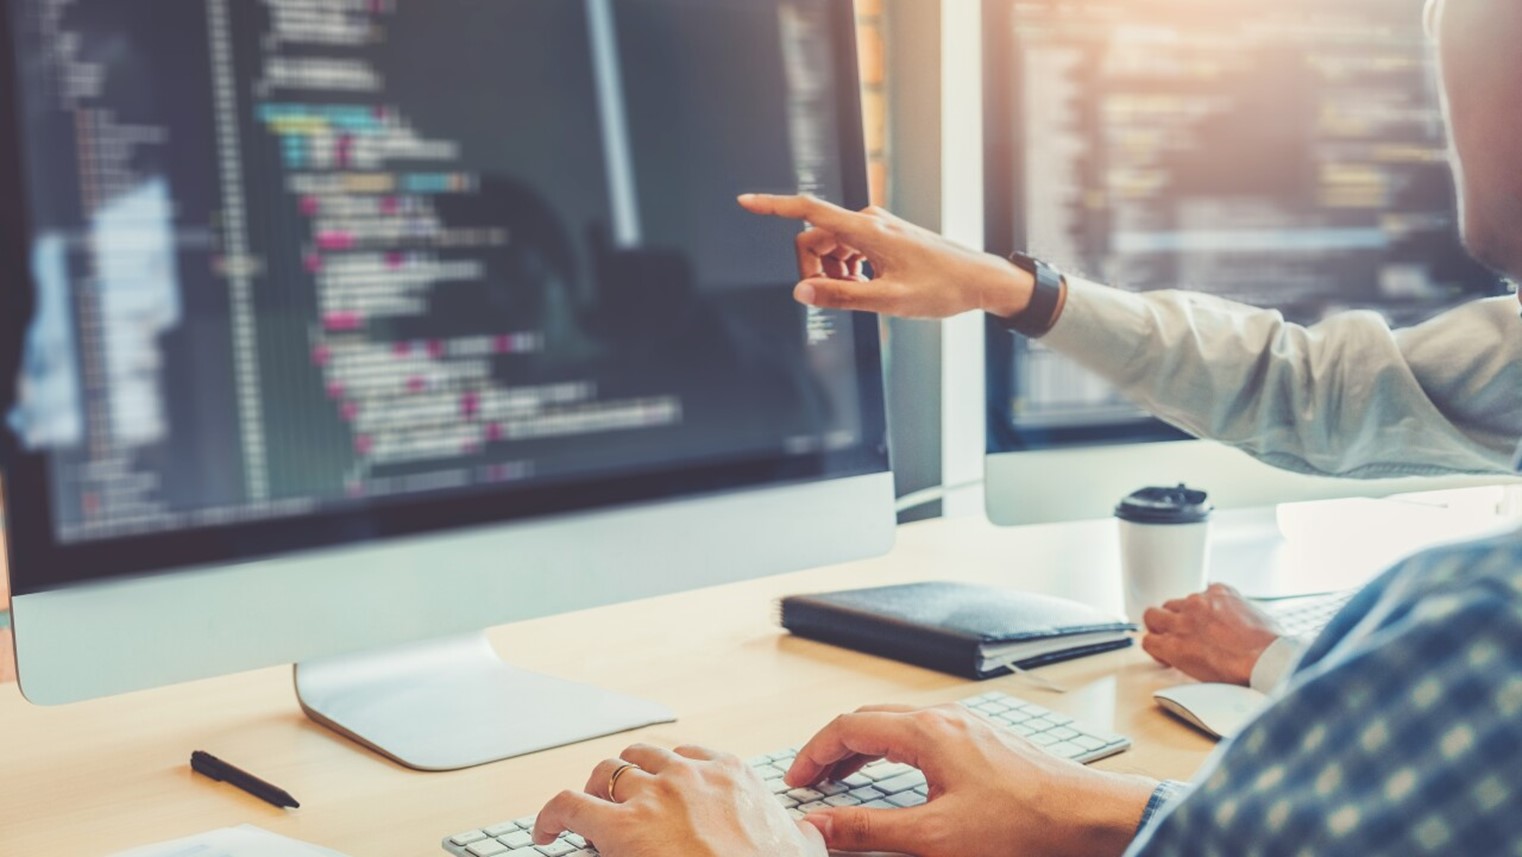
[1115,484,1214,624]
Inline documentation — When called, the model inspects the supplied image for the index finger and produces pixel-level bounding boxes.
[810,705,919,784]
[738,193,865,236]
[534,789,618,846]
[1143,606,1179,634]
[786,711,930,788]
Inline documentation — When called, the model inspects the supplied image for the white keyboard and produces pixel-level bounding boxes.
[1256,590,1356,638]
[442,691,1130,857]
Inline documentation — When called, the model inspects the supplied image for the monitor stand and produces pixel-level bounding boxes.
[294,633,675,771]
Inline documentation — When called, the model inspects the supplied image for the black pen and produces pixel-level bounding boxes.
[191,750,301,809]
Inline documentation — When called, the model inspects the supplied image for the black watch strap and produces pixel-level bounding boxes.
[992,253,1066,338]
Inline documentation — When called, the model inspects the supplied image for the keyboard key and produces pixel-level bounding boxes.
[887,791,927,808]
[862,799,898,810]
[776,794,799,809]
[825,793,863,807]
[1048,741,1085,759]
[498,831,534,849]
[799,801,831,813]
[764,778,788,794]
[564,834,586,848]
[1072,735,1106,751]
[536,840,577,857]
[485,822,522,837]
[842,773,875,788]
[874,772,928,795]
[466,840,508,857]
[786,787,825,803]
[848,785,885,803]
[815,781,849,796]
[1049,727,1080,741]
[859,762,911,782]
[753,764,787,780]
[451,832,489,846]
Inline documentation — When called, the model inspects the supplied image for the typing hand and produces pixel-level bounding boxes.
[785,705,1156,857]
[533,743,826,857]
[1142,583,1283,686]
[737,194,1034,320]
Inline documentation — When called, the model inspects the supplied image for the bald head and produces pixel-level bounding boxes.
[1429,0,1522,280]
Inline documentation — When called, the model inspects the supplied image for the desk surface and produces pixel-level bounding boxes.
[0,515,1216,856]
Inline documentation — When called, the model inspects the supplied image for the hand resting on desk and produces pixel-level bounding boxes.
[1140,584,1282,686]
[533,705,1158,857]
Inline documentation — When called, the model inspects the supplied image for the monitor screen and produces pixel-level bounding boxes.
[0,0,886,594]
[984,0,1506,451]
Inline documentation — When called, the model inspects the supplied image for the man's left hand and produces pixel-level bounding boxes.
[533,743,827,857]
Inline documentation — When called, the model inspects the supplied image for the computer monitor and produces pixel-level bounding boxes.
[0,0,892,771]
[981,0,1510,526]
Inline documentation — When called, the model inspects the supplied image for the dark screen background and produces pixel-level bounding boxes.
[1,0,886,593]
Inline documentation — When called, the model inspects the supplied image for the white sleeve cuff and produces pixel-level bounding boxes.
[1249,635,1309,694]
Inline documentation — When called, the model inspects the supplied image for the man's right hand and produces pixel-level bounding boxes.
[784,704,1157,857]
[737,194,1035,320]
[1142,583,1284,686]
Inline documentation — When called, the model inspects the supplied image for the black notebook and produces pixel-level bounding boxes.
[780,582,1136,680]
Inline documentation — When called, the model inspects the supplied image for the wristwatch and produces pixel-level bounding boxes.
[991,252,1067,338]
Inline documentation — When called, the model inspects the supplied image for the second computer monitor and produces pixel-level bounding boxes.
[982,0,1507,524]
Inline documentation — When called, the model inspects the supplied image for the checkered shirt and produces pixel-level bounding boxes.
[1128,529,1522,856]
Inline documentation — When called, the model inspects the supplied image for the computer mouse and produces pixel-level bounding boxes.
[1153,683,1270,740]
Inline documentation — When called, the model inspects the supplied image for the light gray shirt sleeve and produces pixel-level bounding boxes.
[1248,635,1308,694]
[1040,278,1522,478]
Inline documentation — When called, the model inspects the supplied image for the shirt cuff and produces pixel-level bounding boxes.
[1249,635,1309,694]
[1137,780,1191,835]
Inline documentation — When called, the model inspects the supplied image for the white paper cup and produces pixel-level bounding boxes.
[1116,486,1214,625]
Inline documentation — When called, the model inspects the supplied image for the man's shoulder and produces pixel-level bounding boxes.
[1386,527,1522,603]
[1349,526,1522,644]
[1304,528,1522,667]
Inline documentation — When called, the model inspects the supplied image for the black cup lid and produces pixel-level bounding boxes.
[1115,484,1213,524]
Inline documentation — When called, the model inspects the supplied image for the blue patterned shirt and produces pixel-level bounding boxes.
[1127,529,1522,855]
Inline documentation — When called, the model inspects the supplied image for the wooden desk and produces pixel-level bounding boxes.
[0,516,1215,856]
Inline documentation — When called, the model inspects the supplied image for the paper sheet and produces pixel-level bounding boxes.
[107,826,350,857]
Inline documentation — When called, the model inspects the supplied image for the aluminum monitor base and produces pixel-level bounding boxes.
[294,633,675,771]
